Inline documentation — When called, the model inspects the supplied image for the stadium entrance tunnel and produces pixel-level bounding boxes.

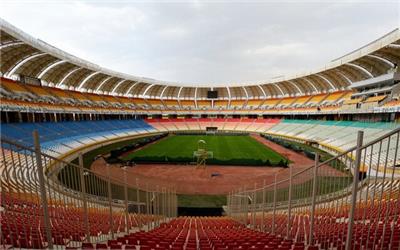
[178,207,224,216]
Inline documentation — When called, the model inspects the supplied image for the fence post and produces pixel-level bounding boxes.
[146,183,154,231]
[169,189,172,219]
[156,185,160,227]
[79,153,90,242]
[169,188,172,219]
[261,179,266,232]
[146,183,150,231]
[227,192,231,217]
[238,189,241,223]
[243,187,248,226]
[123,167,129,234]
[106,165,114,239]
[286,165,293,240]
[174,188,177,218]
[136,178,142,230]
[33,130,53,249]
[272,173,277,234]
[231,191,234,218]
[252,183,257,230]
[162,187,166,223]
[309,153,319,246]
[231,192,234,220]
[165,188,169,220]
[345,131,364,250]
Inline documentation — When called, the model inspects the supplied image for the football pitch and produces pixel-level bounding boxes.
[123,135,287,166]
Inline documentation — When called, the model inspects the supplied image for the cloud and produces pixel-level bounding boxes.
[1,0,399,86]
[158,26,189,39]
[244,42,309,56]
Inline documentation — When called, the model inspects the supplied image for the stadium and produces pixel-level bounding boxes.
[0,3,400,250]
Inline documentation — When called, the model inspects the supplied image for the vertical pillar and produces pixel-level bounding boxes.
[171,189,174,218]
[106,166,114,239]
[146,183,150,231]
[168,188,171,219]
[261,179,266,232]
[79,153,90,242]
[136,178,142,230]
[174,188,177,218]
[161,187,165,223]
[309,153,319,246]
[272,173,277,234]
[33,130,53,249]
[252,184,257,230]
[5,111,9,123]
[123,167,129,234]
[241,188,246,226]
[228,192,231,217]
[286,165,293,240]
[345,131,364,250]
[158,188,161,225]
[18,111,23,122]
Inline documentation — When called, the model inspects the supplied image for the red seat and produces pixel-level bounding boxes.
[96,243,108,249]
[82,242,95,249]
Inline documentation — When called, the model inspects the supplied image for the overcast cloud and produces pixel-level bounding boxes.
[1,0,399,86]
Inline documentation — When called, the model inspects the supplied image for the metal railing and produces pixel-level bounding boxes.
[0,130,177,249]
[227,128,400,250]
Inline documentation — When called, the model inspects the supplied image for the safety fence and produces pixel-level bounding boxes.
[227,128,400,250]
[1,131,177,249]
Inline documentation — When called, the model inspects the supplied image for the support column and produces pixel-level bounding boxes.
[286,166,293,240]
[252,184,257,230]
[106,166,114,239]
[309,153,319,246]
[272,173,277,234]
[33,130,53,249]
[261,179,266,232]
[123,167,129,234]
[146,183,150,231]
[345,131,364,250]
[136,178,142,230]
[79,153,90,242]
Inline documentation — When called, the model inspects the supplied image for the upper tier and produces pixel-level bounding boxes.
[1,18,400,99]
[2,77,399,114]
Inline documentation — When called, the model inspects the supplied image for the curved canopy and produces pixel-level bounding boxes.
[1,18,399,100]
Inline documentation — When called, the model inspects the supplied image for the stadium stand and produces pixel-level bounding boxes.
[3,116,398,175]
[0,119,156,157]
[229,127,400,250]
[1,76,399,114]
[0,133,176,249]
[179,100,195,109]
[119,217,297,250]
[1,19,400,250]
[212,100,225,109]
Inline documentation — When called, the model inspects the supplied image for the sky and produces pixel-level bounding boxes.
[1,0,399,86]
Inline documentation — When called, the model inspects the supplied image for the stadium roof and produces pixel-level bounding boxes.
[1,18,400,99]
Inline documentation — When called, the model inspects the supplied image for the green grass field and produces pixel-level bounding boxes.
[122,135,287,166]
